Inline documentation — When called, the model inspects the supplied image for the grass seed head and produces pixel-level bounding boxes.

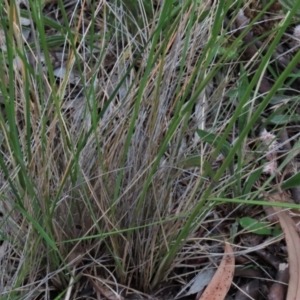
[260,129,277,146]
[263,160,278,175]
[294,24,300,40]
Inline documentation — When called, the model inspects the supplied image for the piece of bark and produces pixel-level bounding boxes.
[254,248,281,269]
[268,263,289,300]
[235,279,260,300]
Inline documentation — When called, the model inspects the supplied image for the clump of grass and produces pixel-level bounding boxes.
[0,0,300,298]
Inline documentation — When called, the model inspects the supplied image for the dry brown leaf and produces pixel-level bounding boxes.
[265,192,300,300]
[197,242,235,300]
[235,279,260,300]
[273,209,300,300]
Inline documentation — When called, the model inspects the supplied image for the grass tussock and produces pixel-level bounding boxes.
[0,0,300,299]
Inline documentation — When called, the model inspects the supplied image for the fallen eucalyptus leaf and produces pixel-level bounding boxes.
[198,242,235,300]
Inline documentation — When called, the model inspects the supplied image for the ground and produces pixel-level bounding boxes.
[0,0,299,299]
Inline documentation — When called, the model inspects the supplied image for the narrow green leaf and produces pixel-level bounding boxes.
[238,65,250,132]
[270,114,300,125]
[198,9,210,22]
[178,155,201,169]
[269,95,296,105]
[279,0,300,17]
[196,129,231,157]
[239,217,272,235]
[282,172,300,190]
[16,205,57,251]
[243,168,263,195]
[272,224,283,237]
